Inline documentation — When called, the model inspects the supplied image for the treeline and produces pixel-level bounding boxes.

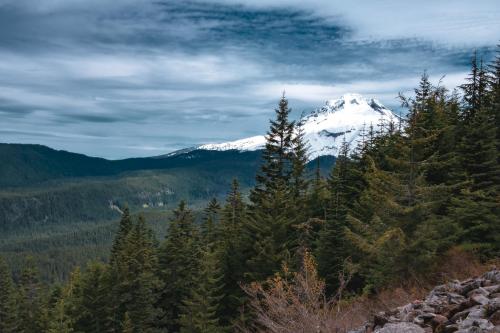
[0,49,499,333]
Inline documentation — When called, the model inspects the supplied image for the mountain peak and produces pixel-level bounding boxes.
[199,93,399,159]
[316,93,390,115]
[327,93,365,107]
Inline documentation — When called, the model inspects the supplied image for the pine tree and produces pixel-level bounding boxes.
[245,182,294,282]
[288,121,310,252]
[158,201,200,332]
[67,263,113,333]
[306,158,329,220]
[0,257,18,333]
[122,312,134,333]
[201,198,221,248]
[179,249,224,333]
[452,107,500,255]
[245,94,302,283]
[250,93,295,205]
[121,215,162,332]
[110,207,133,265]
[218,179,250,327]
[452,52,500,256]
[487,44,500,163]
[290,121,309,201]
[300,158,329,252]
[47,298,73,333]
[17,257,46,333]
[343,104,454,290]
[316,138,354,293]
[106,212,162,332]
[461,52,488,119]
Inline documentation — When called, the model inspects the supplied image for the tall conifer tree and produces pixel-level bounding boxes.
[110,207,133,265]
[179,249,224,333]
[201,198,221,248]
[158,201,200,332]
[0,257,18,333]
[17,257,46,333]
[218,180,250,327]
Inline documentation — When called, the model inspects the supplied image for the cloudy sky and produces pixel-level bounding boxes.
[0,0,498,159]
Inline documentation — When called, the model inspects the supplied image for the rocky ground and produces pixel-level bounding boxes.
[350,269,500,333]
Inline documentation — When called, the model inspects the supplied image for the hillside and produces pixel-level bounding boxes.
[0,143,260,188]
[0,145,336,229]
[0,144,334,281]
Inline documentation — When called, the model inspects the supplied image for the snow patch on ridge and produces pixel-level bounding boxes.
[199,135,266,151]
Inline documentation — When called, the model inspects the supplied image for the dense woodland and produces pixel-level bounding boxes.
[0,49,499,333]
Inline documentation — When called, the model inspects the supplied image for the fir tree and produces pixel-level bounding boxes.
[290,121,309,201]
[250,93,295,205]
[17,257,46,333]
[110,207,133,265]
[106,212,162,332]
[245,94,303,283]
[300,158,329,252]
[461,52,488,119]
[452,107,500,255]
[68,263,113,333]
[306,158,329,220]
[46,298,73,333]
[158,201,200,332]
[487,44,500,163]
[452,52,500,255]
[179,249,224,333]
[201,198,221,248]
[0,257,18,333]
[218,179,250,327]
[245,184,293,282]
[121,215,162,332]
[316,138,353,292]
[122,312,134,333]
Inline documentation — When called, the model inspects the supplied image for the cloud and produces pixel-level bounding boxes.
[197,0,500,45]
[0,0,497,158]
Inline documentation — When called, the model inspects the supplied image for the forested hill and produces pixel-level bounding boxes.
[0,143,335,284]
[0,143,268,188]
[0,144,114,187]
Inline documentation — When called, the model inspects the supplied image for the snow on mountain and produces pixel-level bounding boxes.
[199,135,266,152]
[198,93,399,159]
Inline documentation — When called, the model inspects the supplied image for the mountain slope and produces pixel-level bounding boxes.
[199,93,399,159]
[0,144,260,188]
[0,145,335,229]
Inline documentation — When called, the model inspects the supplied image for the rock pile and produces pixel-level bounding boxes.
[350,269,500,333]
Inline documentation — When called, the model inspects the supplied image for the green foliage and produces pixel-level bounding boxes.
[17,257,47,333]
[68,263,113,333]
[217,179,251,327]
[0,257,18,333]
[179,249,225,333]
[158,201,201,332]
[246,94,308,283]
[0,151,333,284]
[316,139,354,293]
[201,198,221,248]
[46,298,73,333]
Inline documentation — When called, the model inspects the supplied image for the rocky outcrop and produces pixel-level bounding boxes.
[350,269,500,333]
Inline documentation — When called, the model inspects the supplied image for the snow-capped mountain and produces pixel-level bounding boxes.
[199,93,399,159]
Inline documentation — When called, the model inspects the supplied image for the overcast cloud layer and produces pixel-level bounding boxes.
[0,0,498,158]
